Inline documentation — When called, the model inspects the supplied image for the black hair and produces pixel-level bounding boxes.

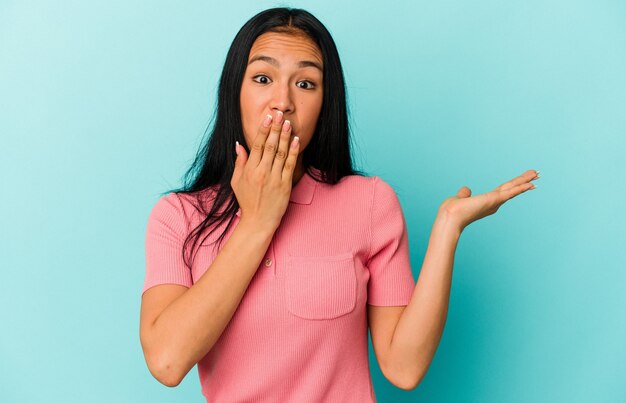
[165,7,366,268]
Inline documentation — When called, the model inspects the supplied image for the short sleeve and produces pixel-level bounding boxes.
[366,176,415,306]
[142,193,193,296]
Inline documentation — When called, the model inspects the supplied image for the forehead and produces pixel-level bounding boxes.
[248,32,323,65]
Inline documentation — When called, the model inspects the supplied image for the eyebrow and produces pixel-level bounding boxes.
[248,55,323,72]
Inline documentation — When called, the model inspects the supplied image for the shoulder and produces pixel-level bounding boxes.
[324,173,374,190]
[367,176,406,216]
[334,173,396,188]
[148,187,217,225]
[371,176,403,203]
[149,192,182,217]
[333,174,400,199]
[316,173,402,204]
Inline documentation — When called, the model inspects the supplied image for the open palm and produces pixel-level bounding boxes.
[439,169,539,231]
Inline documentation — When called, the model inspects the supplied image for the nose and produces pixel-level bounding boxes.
[269,81,294,116]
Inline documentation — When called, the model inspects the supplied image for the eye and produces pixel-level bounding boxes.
[252,74,271,84]
[297,80,316,90]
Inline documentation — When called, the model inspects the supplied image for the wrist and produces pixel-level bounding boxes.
[433,209,463,239]
[236,217,277,240]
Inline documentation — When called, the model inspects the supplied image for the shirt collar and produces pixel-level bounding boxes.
[235,167,319,217]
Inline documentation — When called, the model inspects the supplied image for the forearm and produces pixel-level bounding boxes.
[149,219,274,384]
[388,212,461,387]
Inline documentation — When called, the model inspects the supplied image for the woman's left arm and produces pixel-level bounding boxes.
[387,169,539,389]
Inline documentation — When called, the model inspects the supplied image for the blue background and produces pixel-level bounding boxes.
[1,0,624,402]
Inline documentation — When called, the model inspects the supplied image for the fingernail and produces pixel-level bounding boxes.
[290,136,299,149]
[235,141,239,156]
[276,110,283,123]
[263,114,272,127]
[283,120,291,131]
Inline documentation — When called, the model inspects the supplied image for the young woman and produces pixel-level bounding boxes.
[139,7,538,402]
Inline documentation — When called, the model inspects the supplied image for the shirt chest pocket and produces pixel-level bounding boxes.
[285,252,357,320]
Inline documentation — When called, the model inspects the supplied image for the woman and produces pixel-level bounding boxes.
[139,7,538,402]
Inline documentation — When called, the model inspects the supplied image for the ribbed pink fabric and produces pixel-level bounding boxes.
[142,167,416,402]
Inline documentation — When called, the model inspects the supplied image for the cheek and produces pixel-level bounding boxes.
[240,87,265,120]
[239,89,255,137]
[306,97,324,129]
[239,90,249,120]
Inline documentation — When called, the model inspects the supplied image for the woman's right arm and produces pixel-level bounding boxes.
[140,221,273,387]
[140,110,298,387]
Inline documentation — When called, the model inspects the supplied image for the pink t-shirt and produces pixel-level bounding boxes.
[142,167,416,402]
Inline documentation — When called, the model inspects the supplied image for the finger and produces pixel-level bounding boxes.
[231,141,248,189]
[246,113,274,168]
[502,181,536,200]
[271,117,293,177]
[498,169,539,191]
[258,111,285,171]
[281,135,300,184]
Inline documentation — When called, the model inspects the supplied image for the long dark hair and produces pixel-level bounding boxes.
[166,7,366,268]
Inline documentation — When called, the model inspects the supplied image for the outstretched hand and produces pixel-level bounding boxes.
[438,169,540,232]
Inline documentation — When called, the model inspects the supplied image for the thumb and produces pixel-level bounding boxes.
[457,186,472,198]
